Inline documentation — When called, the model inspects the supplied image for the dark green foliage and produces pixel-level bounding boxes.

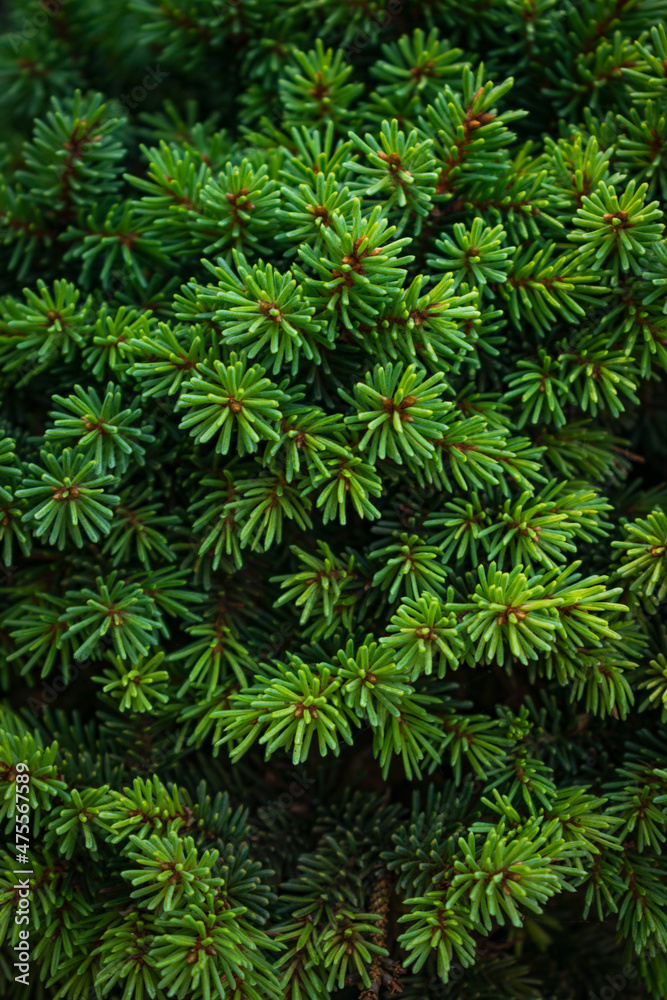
[0,2,666,1000]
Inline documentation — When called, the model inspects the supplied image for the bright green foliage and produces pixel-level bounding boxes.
[505,350,570,428]
[369,27,465,119]
[16,448,119,550]
[568,180,664,279]
[272,542,355,625]
[295,199,413,334]
[0,3,667,1000]
[614,509,667,602]
[233,467,314,551]
[216,657,355,764]
[341,363,450,464]
[464,562,563,667]
[429,219,515,293]
[279,38,364,128]
[190,253,326,375]
[126,321,207,398]
[60,572,163,664]
[0,278,92,378]
[45,382,154,473]
[380,593,464,679]
[94,651,171,713]
[16,89,125,212]
[347,118,437,229]
[370,532,449,602]
[177,353,283,455]
[122,832,224,910]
